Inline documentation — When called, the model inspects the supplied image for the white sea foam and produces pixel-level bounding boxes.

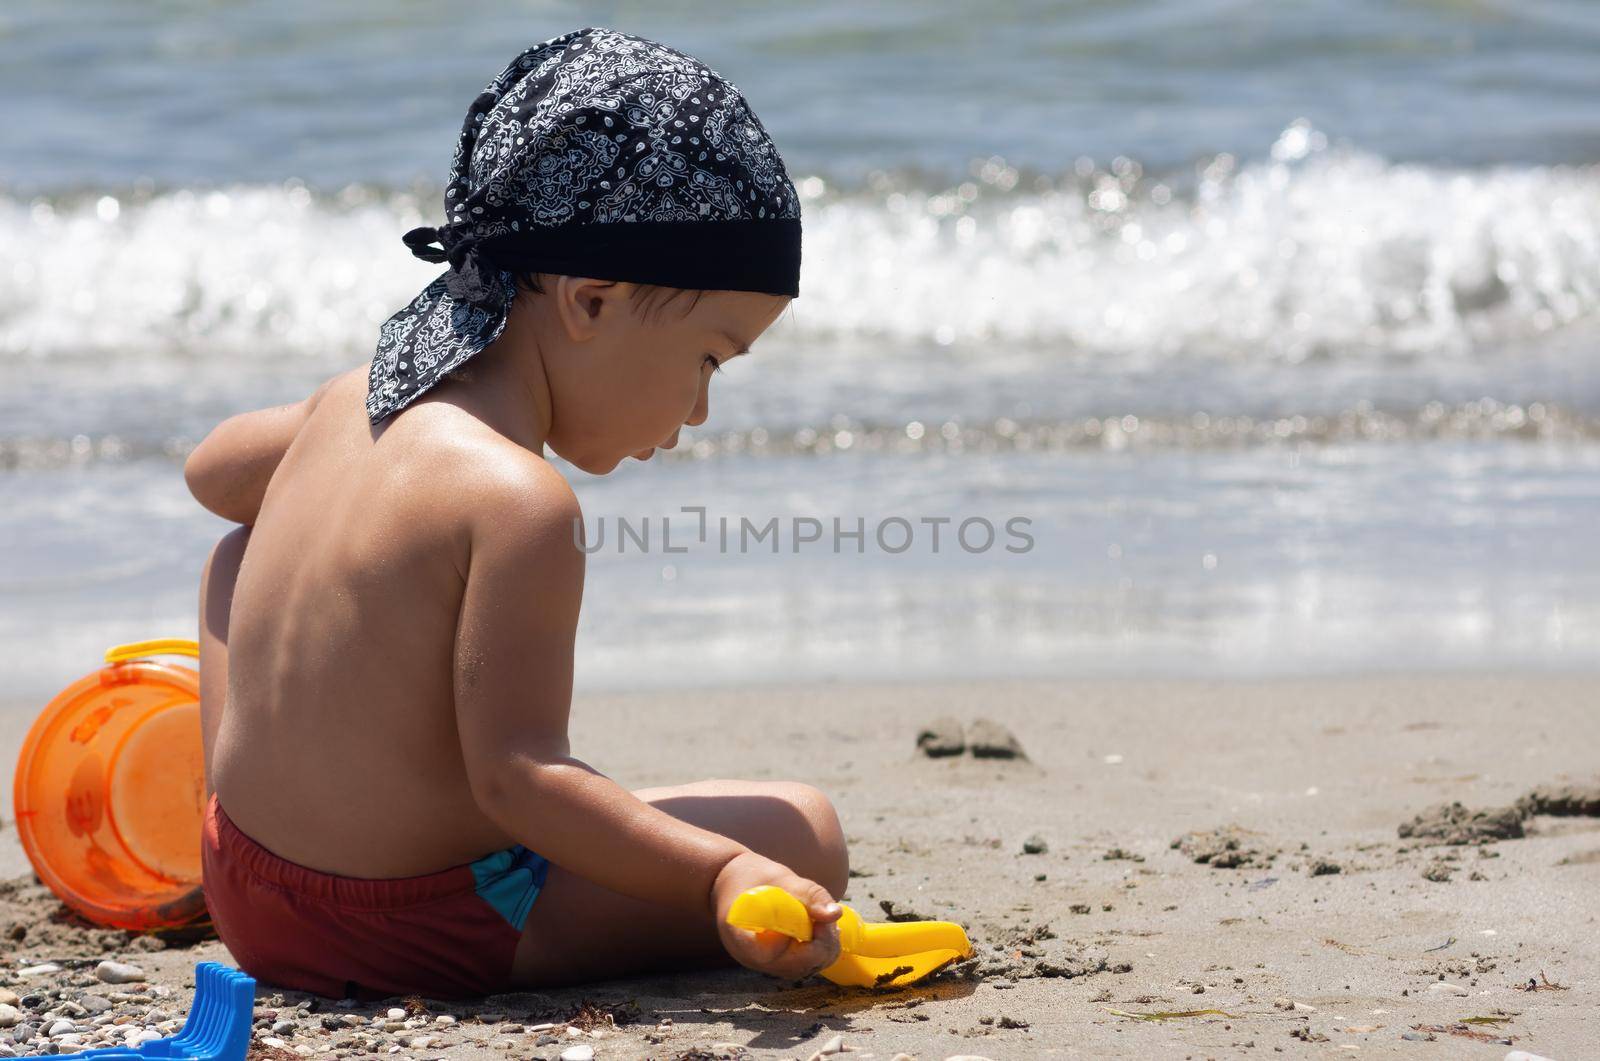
[4,130,1597,366]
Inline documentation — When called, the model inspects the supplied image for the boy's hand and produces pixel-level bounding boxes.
[712,851,843,981]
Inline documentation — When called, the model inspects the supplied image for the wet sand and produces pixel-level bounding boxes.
[2,674,1598,1059]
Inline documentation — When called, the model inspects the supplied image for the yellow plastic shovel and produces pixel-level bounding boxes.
[726,885,972,988]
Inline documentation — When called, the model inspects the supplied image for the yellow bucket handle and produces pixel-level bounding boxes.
[104,638,201,664]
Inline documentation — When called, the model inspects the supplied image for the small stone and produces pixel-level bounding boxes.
[1400,1031,1433,1041]
[967,718,1025,759]
[385,1008,406,1020]
[0,989,17,1006]
[18,964,62,977]
[526,1022,556,1032]
[433,1015,457,1025]
[78,995,113,1015]
[1021,834,1048,855]
[47,1020,77,1037]
[1293,1002,1316,1013]
[1427,981,1469,996]
[559,1046,594,1061]
[273,1020,295,1036]
[916,717,965,758]
[407,1036,434,1049]
[94,962,146,985]
[1191,984,1205,994]
[0,1042,16,1057]
[1308,859,1342,876]
[1421,861,1455,883]
[0,1005,20,1028]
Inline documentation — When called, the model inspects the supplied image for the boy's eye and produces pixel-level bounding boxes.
[704,354,723,374]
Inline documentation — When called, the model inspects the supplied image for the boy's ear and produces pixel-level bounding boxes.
[551,276,634,342]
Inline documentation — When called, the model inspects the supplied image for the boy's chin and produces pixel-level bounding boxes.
[566,450,628,476]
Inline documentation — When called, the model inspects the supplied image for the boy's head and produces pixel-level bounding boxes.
[366,27,801,438]
[493,274,787,474]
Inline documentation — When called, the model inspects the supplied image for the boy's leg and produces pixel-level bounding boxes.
[197,526,251,798]
[511,778,849,988]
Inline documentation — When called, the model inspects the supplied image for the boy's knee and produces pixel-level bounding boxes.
[204,526,252,583]
[201,526,252,633]
[775,782,849,898]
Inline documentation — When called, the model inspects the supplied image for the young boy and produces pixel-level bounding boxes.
[182,27,848,1000]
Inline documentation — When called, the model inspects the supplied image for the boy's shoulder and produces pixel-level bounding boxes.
[332,365,581,559]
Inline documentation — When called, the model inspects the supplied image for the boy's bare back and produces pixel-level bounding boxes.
[211,365,578,878]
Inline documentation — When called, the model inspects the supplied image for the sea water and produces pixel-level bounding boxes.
[2,1,1598,700]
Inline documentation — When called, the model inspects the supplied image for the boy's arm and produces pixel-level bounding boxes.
[183,373,340,525]
[453,462,831,923]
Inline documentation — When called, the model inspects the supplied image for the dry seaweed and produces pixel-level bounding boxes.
[1106,1007,1239,1021]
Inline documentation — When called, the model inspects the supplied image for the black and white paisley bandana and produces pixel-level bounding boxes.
[366,26,802,423]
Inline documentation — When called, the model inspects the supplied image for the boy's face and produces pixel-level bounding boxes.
[543,283,789,475]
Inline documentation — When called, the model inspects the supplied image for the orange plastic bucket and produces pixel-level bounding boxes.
[12,638,209,930]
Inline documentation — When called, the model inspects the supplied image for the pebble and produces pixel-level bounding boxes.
[17,964,63,977]
[385,1008,407,1020]
[433,1015,456,1025]
[916,717,966,758]
[47,1019,78,1037]
[1427,981,1469,996]
[559,1047,594,1061]
[815,1034,846,1055]
[78,995,114,1015]
[1021,834,1048,855]
[1400,1031,1433,1041]
[95,961,147,985]
[0,1043,16,1057]
[0,1005,20,1028]
[273,1020,296,1036]
[967,718,1025,759]
[0,989,17,1006]
[526,1022,555,1032]
[407,1036,435,1049]
[128,1029,163,1046]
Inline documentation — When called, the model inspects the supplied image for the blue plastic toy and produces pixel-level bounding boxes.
[65,962,255,1061]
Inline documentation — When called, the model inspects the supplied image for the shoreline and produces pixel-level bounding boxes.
[3,673,1598,1058]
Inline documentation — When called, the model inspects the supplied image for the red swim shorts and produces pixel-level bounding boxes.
[200,793,550,999]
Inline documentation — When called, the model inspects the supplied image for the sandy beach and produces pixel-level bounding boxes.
[2,674,1596,1060]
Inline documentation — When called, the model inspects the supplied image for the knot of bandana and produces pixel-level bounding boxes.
[401,223,506,310]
